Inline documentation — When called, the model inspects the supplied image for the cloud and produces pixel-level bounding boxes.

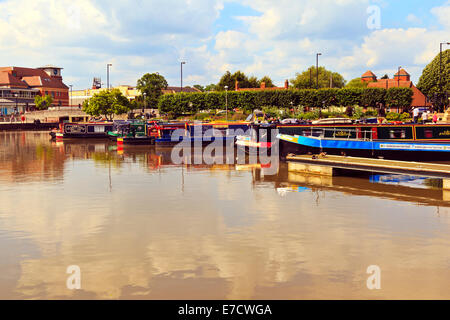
[0,0,448,88]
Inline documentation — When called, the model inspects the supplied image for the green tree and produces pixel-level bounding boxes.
[82,89,131,120]
[385,87,413,112]
[204,84,217,92]
[259,76,275,88]
[380,74,389,79]
[345,77,368,88]
[417,49,450,109]
[290,66,346,89]
[34,94,53,110]
[136,73,168,108]
[193,85,205,92]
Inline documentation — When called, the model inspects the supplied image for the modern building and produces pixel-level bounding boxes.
[361,69,432,112]
[0,65,69,115]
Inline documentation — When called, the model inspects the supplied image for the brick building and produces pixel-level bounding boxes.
[0,65,69,115]
[235,80,289,92]
[361,69,431,112]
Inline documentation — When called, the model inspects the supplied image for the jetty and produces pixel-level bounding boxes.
[286,154,450,186]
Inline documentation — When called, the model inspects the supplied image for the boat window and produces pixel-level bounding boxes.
[424,129,433,139]
[389,129,406,139]
[87,126,95,133]
[94,126,105,133]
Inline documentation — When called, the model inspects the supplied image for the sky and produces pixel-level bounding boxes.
[0,0,448,89]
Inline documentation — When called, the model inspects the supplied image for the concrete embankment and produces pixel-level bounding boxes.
[0,123,58,131]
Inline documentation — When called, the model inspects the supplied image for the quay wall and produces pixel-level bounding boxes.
[0,123,58,131]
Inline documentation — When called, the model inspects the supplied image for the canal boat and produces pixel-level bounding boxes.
[155,122,249,147]
[277,127,450,160]
[50,121,114,140]
[108,121,148,141]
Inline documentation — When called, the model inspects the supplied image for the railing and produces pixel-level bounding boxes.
[301,128,375,141]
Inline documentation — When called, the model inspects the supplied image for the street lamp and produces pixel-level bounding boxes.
[107,63,112,89]
[142,92,146,114]
[181,61,186,92]
[397,66,402,87]
[224,85,228,121]
[316,53,322,89]
[69,85,73,108]
[14,92,18,115]
[440,42,450,109]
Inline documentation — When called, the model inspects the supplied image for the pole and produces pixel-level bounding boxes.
[398,66,401,87]
[225,87,228,121]
[107,64,112,89]
[181,61,186,92]
[316,53,321,89]
[69,85,73,108]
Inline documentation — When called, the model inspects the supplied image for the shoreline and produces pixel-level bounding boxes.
[0,122,58,131]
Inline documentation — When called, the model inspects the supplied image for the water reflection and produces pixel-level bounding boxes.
[0,132,449,300]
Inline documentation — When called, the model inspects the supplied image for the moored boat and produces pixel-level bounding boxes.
[277,128,450,161]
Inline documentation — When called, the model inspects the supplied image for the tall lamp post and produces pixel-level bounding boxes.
[14,92,18,115]
[107,63,112,90]
[224,86,228,121]
[440,42,450,109]
[142,92,146,114]
[181,61,186,92]
[69,85,73,108]
[397,66,402,87]
[316,53,322,89]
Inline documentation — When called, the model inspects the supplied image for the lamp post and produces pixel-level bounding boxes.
[181,61,186,92]
[397,66,402,87]
[440,42,450,109]
[107,63,112,89]
[142,92,146,114]
[316,53,322,89]
[14,92,18,115]
[69,85,73,108]
[224,85,228,121]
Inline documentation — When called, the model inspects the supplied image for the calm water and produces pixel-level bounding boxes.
[0,131,449,300]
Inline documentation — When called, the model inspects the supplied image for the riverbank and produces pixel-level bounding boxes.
[0,122,58,131]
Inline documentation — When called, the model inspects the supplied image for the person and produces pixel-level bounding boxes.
[433,112,438,124]
[21,114,25,124]
[421,110,428,123]
[412,107,419,123]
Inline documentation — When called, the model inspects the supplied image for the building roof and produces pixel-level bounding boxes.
[0,66,68,90]
[394,68,410,77]
[0,72,28,88]
[367,79,413,89]
[361,70,377,78]
[38,65,63,70]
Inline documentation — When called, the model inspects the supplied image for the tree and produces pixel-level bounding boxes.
[34,94,53,110]
[417,49,450,109]
[82,89,131,120]
[380,74,389,79]
[345,77,368,89]
[193,85,205,92]
[290,66,346,89]
[259,76,275,88]
[204,84,217,92]
[136,73,168,108]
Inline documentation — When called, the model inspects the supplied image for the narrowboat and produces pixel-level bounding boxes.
[108,121,148,141]
[277,127,450,161]
[155,122,249,147]
[50,121,114,140]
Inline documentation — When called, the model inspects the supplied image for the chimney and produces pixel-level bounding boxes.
[260,82,266,89]
[235,80,239,91]
[284,80,289,89]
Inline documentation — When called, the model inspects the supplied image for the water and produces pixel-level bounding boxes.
[0,131,449,299]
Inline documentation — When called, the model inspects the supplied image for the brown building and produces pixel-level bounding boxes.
[362,69,431,112]
[0,65,69,115]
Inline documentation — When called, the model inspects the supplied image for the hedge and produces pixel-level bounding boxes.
[158,87,413,115]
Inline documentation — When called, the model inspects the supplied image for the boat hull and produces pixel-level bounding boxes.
[278,134,450,161]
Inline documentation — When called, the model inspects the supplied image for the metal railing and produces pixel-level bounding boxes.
[301,128,375,141]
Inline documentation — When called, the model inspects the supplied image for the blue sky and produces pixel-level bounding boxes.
[0,0,448,89]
